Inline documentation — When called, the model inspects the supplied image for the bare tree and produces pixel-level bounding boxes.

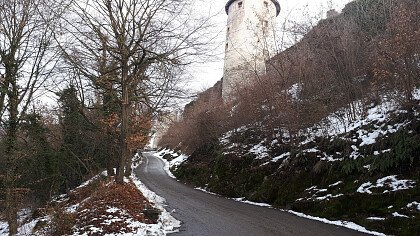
[57,0,212,183]
[373,0,420,102]
[0,0,65,234]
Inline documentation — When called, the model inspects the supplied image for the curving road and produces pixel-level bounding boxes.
[135,152,367,236]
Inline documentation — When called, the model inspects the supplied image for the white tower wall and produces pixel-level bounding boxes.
[222,0,280,100]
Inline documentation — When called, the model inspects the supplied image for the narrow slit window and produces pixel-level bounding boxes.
[263,20,268,28]
[238,1,243,8]
[225,43,229,50]
[264,1,268,8]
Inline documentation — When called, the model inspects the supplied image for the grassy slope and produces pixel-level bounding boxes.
[171,102,420,235]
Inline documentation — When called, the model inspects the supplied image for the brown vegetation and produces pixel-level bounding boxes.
[161,0,420,151]
[45,177,158,235]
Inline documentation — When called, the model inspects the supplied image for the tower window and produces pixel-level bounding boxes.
[225,43,229,50]
[262,20,268,28]
[238,1,243,8]
[264,1,268,8]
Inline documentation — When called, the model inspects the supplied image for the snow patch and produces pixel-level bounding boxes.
[271,152,290,162]
[287,83,302,100]
[77,170,107,189]
[287,210,385,236]
[328,181,343,187]
[392,212,409,218]
[0,221,7,235]
[153,150,189,178]
[0,215,50,236]
[357,175,416,194]
[169,154,189,168]
[407,201,420,211]
[315,194,344,201]
[194,187,218,196]
[106,207,121,214]
[321,153,343,162]
[232,198,272,208]
[65,203,80,214]
[131,171,181,235]
[367,217,386,221]
[249,142,269,159]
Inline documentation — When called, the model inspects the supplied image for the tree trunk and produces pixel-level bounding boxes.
[124,156,132,177]
[5,73,19,236]
[5,188,18,236]
[116,69,130,184]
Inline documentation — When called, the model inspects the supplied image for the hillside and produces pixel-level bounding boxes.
[158,0,420,235]
[164,93,420,235]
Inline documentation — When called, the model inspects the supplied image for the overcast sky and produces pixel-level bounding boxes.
[187,0,353,93]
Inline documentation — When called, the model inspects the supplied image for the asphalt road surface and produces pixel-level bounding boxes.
[135,152,368,236]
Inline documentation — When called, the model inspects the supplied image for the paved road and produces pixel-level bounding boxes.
[135,152,367,236]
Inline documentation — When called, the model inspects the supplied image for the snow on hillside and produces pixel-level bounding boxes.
[220,90,420,164]
[204,90,419,235]
[357,175,416,194]
[0,209,50,236]
[154,149,189,178]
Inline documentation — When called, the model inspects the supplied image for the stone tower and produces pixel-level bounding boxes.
[222,0,280,100]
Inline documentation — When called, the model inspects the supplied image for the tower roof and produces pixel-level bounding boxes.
[225,0,281,16]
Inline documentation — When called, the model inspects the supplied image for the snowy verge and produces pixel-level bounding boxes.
[232,198,273,208]
[287,210,386,236]
[152,149,189,179]
[131,157,181,235]
[194,188,385,235]
[151,151,176,179]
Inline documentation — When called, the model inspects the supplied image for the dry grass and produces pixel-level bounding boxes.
[45,176,159,235]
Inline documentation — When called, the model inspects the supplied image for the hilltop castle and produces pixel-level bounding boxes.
[222,0,280,100]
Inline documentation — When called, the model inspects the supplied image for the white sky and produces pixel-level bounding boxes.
[187,0,353,93]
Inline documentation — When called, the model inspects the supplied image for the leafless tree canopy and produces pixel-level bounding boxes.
[55,0,213,182]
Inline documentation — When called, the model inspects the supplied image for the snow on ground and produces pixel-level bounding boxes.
[287,210,386,236]
[194,187,219,196]
[0,221,7,235]
[131,171,181,235]
[287,83,302,101]
[297,94,412,154]
[301,185,344,202]
[321,99,398,138]
[232,198,273,208]
[169,154,189,168]
[219,92,416,164]
[392,212,410,218]
[271,152,290,162]
[357,175,416,194]
[328,181,343,187]
[260,152,291,166]
[155,149,189,167]
[76,170,108,189]
[315,194,344,201]
[248,142,270,159]
[407,201,420,211]
[367,217,386,221]
[0,213,50,236]
[320,153,344,162]
[153,149,189,179]
[3,157,180,236]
